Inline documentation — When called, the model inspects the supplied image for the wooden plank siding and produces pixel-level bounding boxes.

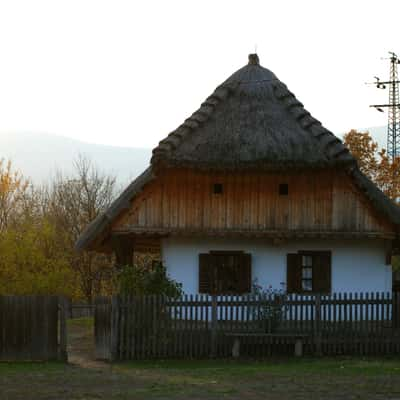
[112,168,395,237]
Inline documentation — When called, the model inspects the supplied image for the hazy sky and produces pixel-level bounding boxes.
[0,0,399,149]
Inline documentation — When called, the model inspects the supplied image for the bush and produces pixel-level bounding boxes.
[117,262,183,298]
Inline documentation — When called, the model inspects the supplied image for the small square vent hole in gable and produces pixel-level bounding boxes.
[279,183,288,196]
[213,183,223,194]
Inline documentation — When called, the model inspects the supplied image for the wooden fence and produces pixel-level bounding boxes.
[0,295,67,361]
[95,292,400,360]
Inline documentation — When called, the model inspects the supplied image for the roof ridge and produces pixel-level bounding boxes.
[153,78,356,168]
[222,78,279,85]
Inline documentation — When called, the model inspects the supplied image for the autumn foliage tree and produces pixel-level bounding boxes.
[0,159,74,295]
[0,158,30,231]
[0,218,74,296]
[374,150,400,201]
[0,157,118,300]
[343,129,400,201]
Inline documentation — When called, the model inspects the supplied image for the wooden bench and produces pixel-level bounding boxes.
[224,333,309,358]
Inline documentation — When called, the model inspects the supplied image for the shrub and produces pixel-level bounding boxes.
[117,262,183,298]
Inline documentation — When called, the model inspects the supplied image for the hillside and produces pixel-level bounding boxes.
[0,131,152,185]
[0,127,388,184]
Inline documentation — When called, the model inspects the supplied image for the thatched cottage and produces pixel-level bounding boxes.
[76,54,400,295]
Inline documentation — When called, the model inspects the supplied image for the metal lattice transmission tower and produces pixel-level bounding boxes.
[369,52,400,160]
[388,53,400,159]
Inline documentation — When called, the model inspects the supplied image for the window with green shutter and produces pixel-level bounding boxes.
[198,251,251,294]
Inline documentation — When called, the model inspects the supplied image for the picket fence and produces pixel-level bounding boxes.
[95,292,400,360]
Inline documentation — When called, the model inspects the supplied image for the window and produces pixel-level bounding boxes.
[301,255,313,291]
[213,183,223,194]
[287,251,331,294]
[199,251,251,294]
[279,183,288,196]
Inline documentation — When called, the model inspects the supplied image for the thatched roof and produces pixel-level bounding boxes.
[152,53,355,170]
[75,54,400,252]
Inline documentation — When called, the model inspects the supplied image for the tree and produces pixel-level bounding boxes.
[343,130,400,201]
[343,130,378,180]
[0,161,74,296]
[0,156,118,300]
[375,149,400,201]
[0,217,74,296]
[47,155,117,302]
[0,159,30,231]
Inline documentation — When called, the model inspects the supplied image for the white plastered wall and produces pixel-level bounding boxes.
[161,237,392,294]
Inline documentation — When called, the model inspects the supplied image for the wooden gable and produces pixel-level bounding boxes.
[111,168,395,238]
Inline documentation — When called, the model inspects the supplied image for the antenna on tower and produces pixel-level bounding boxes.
[367,52,400,160]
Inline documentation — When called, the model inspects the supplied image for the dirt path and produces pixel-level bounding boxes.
[67,318,108,369]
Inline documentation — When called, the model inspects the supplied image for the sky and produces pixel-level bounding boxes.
[0,0,399,149]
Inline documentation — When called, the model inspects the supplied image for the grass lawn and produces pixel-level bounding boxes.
[2,357,400,399]
[2,318,400,399]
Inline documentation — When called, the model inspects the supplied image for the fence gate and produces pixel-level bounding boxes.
[0,295,67,361]
[94,297,112,360]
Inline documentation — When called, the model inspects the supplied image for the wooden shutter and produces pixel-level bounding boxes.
[287,253,302,293]
[199,253,212,294]
[313,251,332,293]
[240,253,252,293]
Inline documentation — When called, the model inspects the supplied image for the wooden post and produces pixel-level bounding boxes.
[110,295,120,362]
[232,338,240,358]
[210,295,218,358]
[58,296,68,362]
[314,293,322,356]
[393,291,400,329]
[294,338,303,357]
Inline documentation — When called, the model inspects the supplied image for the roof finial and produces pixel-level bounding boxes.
[248,53,259,65]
